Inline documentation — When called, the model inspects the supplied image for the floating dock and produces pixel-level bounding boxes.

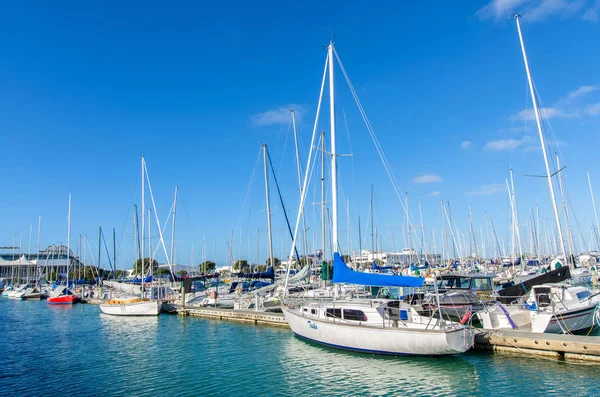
[179,306,287,326]
[475,329,600,362]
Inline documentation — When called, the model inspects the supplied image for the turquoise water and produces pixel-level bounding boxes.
[1,299,600,397]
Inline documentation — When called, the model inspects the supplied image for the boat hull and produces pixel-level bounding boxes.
[282,307,472,356]
[47,295,80,304]
[99,300,162,316]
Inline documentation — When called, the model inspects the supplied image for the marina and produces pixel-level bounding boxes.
[2,299,600,396]
[1,1,600,396]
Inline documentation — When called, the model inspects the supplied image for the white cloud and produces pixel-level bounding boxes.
[583,0,600,20]
[509,107,562,122]
[461,141,472,149]
[250,105,304,127]
[484,136,533,151]
[477,0,588,22]
[429,191,441,197]
[467,184,505,196]
[587,102,600,115]
[564,85,600,102]
[412,174,442,184]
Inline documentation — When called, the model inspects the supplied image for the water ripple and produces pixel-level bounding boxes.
[1,299,600,396]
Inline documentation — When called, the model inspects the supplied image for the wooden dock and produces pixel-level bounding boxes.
[475,329,600,362]
[179,306,287,326]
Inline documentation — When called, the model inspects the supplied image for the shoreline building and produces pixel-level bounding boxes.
[0,245,83,283]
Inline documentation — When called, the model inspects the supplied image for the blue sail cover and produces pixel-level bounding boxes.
[332,253,424,288]
[372,262,393,271]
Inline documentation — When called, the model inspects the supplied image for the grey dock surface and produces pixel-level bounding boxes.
[179,306,287,326]
[475,329,600,362]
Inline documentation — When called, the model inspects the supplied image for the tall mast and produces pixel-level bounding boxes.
[556,155,575,260]
[370,185,375,254]
[27,224,32,284]
[328,42,338,254]
[406,192,410,258]
[170,185,178,270]
[263,144,274,269]
[587,171,600,250]
[468,203,477,259]
[509,169,524,263]
[66,193,71,287]
[514,14,566,260]
[113,228,117,276]
[321,132,326,262]
[36,216,41,280]
[141,156,145,294]
[291,109,309,260]
[419,199,427,264]
[148,208,152,279]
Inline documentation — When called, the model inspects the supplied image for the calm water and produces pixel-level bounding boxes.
[1,299,600,397]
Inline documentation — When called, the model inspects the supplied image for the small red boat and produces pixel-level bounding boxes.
[47,286,80,305]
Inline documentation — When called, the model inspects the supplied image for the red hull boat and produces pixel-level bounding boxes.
[47,286,80,305]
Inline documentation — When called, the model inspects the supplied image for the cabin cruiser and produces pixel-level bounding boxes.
[477,283,600,333]
[420,274,495,321]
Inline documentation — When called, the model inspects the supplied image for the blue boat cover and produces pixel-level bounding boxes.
[235,266,275,281]
[332,253,424,288]
[372,262,393,271]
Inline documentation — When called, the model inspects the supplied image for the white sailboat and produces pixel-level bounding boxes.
[100,157,161,316]
[476,16,600,334]
[281,42,474,356]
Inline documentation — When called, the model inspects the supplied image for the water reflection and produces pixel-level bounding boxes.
[279,335,480,396]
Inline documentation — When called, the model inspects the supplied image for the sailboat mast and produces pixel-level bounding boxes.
[514,14,567,261]
[321,132,326,262]
[370,185,375,254]
[328,42,338,254]
[587,171,600,250]
[170,185,178,270]
[263,144,274,269]
[66,193,71,287]
[141,156,145,294]
[556,155,575,260]
[291,110,309,260]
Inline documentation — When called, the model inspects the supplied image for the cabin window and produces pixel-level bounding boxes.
[472,278,492,291]
[342,309,367,322]
[311,309,317,315]
[303,308,308,312]
[325,308,342,318]
[399,310,409,321]
[576,290,592,300]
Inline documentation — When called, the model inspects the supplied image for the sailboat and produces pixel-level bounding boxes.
[476,16,600,334]
[281,42,474,356]
[99,157,161,316]
[48,194,80,305]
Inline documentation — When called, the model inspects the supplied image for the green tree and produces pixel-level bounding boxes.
[233,259,249,273]
[177,270,188,277]
[299,257,311,267]
[374,259,384,266]
[265,257,281,268]
[199,260,216,274]
[133,257,159,275]
[342,255,351,264]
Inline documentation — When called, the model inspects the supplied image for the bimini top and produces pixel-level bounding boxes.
[332,253,424,288]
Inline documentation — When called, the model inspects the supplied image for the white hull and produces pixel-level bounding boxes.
[477,304,598,334]
[99,300,162,316]
[282,306,472,356]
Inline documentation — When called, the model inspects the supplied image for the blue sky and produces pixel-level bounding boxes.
[1,0,599,268]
